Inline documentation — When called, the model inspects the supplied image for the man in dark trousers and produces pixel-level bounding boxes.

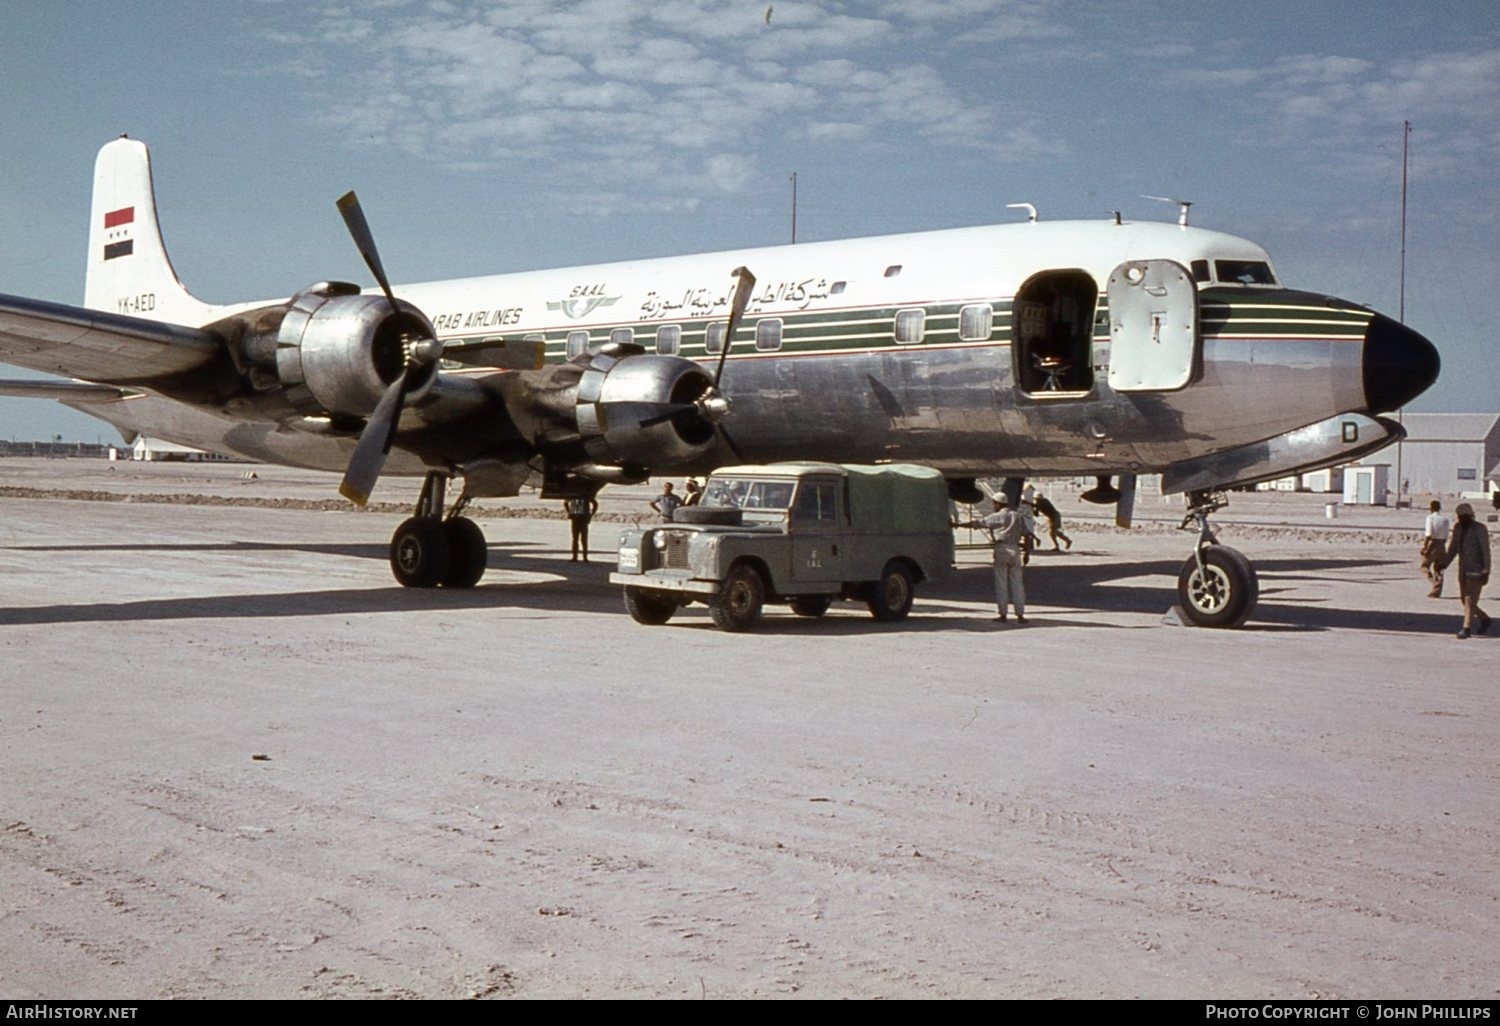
[566,493,599,562]
[1031,490,1072,551]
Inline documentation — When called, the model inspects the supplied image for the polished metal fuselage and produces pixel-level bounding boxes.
[66,219,1422,490]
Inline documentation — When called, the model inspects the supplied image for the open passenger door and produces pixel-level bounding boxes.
[1106,260,1198,392]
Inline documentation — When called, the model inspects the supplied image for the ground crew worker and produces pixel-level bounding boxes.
[970,494,1027,624]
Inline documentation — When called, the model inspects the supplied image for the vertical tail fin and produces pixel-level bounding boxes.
[85,136,217,326]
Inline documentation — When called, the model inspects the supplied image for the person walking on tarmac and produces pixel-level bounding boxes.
[1422,499,1451,597]
[1441,502,1491,639]
[1032,491,1073,551]
[968,494,1027,624]
[565,493,599,562]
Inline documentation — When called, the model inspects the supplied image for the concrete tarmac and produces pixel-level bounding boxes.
[0,459,1495,998]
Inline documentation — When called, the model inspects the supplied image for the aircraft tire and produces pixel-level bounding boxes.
[866,561,915,622]
[441,517,488,588]
[710,563,764,631]
[624,587,677,625]
[789,595,832,618]
[390,516,449,588]
[1177,545,1259,628]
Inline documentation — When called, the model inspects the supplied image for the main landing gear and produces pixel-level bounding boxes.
[389,471,489,588]
[1175,490,1259,628]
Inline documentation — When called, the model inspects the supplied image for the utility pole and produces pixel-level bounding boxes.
[789,172,797,244]
[1395,121,1410,508]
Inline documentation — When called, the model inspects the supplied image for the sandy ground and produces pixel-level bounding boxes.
[0,459,1496,999]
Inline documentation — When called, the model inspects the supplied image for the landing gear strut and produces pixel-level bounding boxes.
[389,471,489,588]
[1175,490,1258,628]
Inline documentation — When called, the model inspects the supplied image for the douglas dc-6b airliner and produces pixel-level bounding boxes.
[0,137,1439,626]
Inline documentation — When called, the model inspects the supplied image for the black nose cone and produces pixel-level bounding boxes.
[1363,314,1440,412]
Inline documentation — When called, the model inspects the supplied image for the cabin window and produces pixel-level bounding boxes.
[524,332,545,342]
[959,304,994,341]
[655,324,681,355]
[566,330,591,359]
[1190,260,1211,283]
[755,318,783,352]
[894,308,925,345]
[610,327,635,347]
[1012,269,1097,395]
[884,265,902,278]
[705,321,726,354]
[830,281,847,295]
[1458,468,1478,480]
[1214,260,1276,285]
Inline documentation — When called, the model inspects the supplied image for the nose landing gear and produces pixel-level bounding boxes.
[1175,490,1258,628]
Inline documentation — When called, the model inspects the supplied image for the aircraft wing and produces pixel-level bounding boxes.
[0,293,223,385]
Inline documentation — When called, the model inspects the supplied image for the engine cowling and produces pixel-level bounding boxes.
[572,348,720,469]
[232,282,440,421]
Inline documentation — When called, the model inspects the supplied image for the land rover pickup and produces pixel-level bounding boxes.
[610,463,954,631]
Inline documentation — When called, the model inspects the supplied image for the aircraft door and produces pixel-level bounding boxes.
[1106,260,1198,392]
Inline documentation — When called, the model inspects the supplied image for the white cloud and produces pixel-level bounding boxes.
[278,0,1073,207]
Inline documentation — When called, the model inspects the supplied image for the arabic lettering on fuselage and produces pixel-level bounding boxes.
[638,277,833,321]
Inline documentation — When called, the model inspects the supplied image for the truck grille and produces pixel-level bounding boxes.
[662,531,693,570]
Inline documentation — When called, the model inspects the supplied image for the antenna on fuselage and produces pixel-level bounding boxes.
[1142,195,1193,227]
[1006,202,1038,223]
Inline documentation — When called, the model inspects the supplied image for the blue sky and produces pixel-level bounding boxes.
[1,0,1496,441]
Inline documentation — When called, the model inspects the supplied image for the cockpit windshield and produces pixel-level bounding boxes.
[1214,260,1277,286]
[702,478,797,510]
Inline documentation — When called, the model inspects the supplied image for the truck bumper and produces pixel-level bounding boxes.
[609,572,720,596]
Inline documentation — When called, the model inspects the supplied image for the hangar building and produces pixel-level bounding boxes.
[1378,413,1500,497]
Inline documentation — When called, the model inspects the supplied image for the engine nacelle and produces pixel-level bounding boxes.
[234,282,440,420]
[572,348,719,469]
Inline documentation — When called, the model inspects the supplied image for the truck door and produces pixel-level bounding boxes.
[790,476,844,588]
[1106,259,1198,392]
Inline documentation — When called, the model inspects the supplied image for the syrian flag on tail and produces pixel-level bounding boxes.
[103,206,134,260]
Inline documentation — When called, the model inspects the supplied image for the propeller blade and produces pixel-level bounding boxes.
[339,368,410,505]
[1114,473,1137,529]
[337,191,399,311]
[713,265,757,388]
[715,423,746,462]
[638,403,697,429]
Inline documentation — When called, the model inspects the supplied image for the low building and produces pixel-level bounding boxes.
[128,436,234,462]
[1373,413,1500,497]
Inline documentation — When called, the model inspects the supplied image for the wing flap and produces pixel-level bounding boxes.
[0,293,222,384]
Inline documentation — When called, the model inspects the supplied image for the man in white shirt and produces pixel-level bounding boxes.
[972,494,1027,624]
[1422,499,1452,598]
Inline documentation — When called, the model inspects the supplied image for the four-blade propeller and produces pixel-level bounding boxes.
[335,191,443,505]
[637,265,755,460]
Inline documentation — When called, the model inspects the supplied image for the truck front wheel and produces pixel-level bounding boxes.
[867,561,915,622]
[711,564,765,631]
[624,587,677,625]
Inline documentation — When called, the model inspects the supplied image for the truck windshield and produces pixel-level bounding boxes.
[702,478,796,510]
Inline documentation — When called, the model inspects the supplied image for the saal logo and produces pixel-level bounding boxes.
[548,284,621,320]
